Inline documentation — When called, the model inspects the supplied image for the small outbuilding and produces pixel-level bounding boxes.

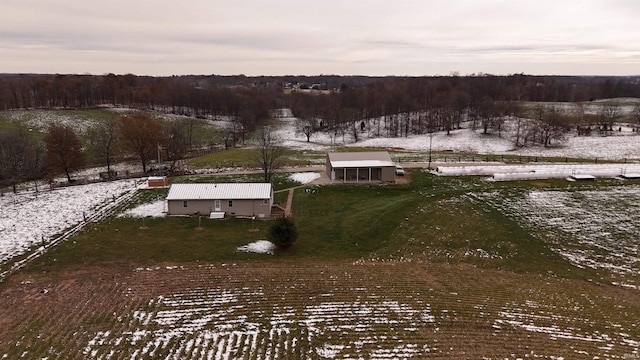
[147,176,169,187]
[166,183,273,218]
[326,151,396,183]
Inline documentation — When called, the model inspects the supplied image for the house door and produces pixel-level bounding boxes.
[214,200,221,211]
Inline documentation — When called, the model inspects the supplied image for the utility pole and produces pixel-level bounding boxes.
[157,143,163,175]
[428,131,433,169]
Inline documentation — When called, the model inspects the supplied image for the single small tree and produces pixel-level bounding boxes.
[252,126,286,183]
[0,129,43,192]
[163,120,190,170]
[44,124,86,182]
[87,117,120,178]
[267,216,298,248]
[118,113,164,173]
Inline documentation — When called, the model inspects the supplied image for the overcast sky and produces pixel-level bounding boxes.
[1,0,639,76]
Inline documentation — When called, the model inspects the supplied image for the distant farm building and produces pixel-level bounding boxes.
[147,176,169,187]
[326,151,396,183]
[166,183,273,218]
[436,163,640,181]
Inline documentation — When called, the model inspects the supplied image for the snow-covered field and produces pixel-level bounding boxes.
[3,111,640,271]
[76,264,639,360]
[2,107,640,358]
[120,199,166,218]
[275,115,640,161]
[0,179,140,264]
[474,187,640,288]
[83,273,438,359]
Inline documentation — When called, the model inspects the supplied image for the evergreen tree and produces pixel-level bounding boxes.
[267,216,298,248]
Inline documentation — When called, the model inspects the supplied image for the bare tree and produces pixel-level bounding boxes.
[540,106,570,147]
[87,117,120,178]
[291,93,321,142]
[0,129,43,192]
[598,102,620,133]
[632,103,640,133]
[573,103,592,136]
[44,124,86,182]
[252,126,286,183]
[163,120,190,170]
[296,117,321,142]
[118,113,165,173]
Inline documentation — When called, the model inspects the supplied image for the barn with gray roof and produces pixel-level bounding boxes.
[325,151,396,183]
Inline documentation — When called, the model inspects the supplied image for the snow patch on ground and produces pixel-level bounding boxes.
[237,240,275,255]
[475,187,640,287]
[120,200,166,218]
[84,286,436,359]
[0,180,139,263]
[289,172,321,184]
[275,115,640,161]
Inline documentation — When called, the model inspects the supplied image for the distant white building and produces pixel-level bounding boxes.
[325,151,397,182]
[166,183,273,218]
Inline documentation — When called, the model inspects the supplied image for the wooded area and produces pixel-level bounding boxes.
[1,73,640,190]
[1,73,639,112]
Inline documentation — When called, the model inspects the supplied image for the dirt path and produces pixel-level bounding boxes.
[285,188,295,216]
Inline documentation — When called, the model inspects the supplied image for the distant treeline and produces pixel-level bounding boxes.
[2,73,640,190]
[1,73,639,113]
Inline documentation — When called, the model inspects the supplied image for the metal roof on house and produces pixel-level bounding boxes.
[328,151,395,168]
[330,160,396,168]
[166,183,272,200]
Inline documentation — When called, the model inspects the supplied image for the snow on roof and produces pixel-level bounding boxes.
[328,151,395,168]
[330,160,396,168]
[166,183,272,200]
[571,174,596,180]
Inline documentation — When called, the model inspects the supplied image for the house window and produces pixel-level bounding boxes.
[183,200,188,207]
[228,200,233,207]
[262,199,269,206]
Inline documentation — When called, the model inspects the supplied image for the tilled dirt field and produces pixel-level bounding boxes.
[0,260,638,359]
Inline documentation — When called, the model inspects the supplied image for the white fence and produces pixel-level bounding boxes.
[436,164,640,181]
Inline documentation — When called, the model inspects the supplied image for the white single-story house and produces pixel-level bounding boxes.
[166,183,273,218]
[326,151,396,183]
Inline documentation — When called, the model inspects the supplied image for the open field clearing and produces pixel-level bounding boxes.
[0,179,141,266]
[1,170,640,358]
[1,261,639,359]
[474,186,640,289]
[3,101,640,359]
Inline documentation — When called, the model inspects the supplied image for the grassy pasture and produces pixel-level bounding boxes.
[171,172,301,192]
[2,169,640,359]
[185,147,324,168]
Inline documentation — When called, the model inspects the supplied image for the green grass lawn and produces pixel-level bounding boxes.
[186,148,321,168]
[25,169,614,285]
[9,166,640,360]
